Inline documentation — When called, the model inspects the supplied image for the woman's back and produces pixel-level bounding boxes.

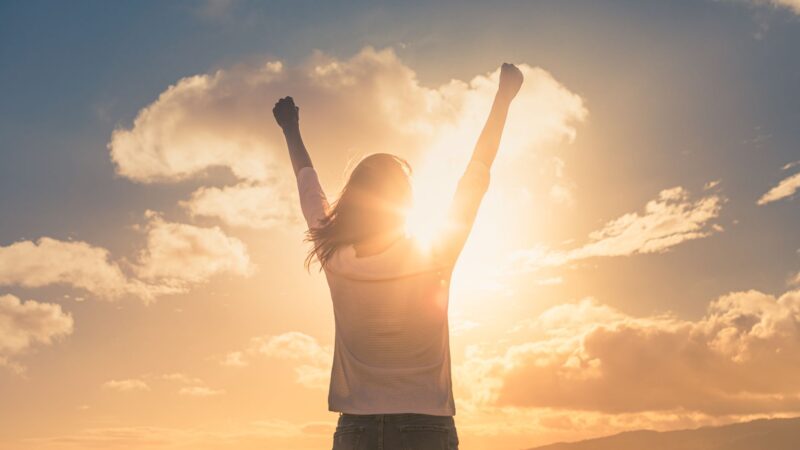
[327,262,455,414]
[326,238,450,370]
[274,62,524,449]
[296,164,489,414]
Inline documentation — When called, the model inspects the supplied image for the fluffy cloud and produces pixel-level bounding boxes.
[133,211,252,292]
[108,47,436,184]
[789,271,800,287]
[757,171,800,205]
[108,47,586,236]
[763,0,800,14]
[457,288,800,415]
[733,0,800,15]
[181,182,299,229]
[511,185,724,271]
[103,378,150,392]
[0,238,140,300]
[103,372,225,397]
[108,60,285,183]
[0,213,252,302]
[0,294,73,371]
[178,386,225,397]
[222,331,331,390]
[160,372,204,385]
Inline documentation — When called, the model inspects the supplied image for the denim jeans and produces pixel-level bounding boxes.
[332,412,459,450]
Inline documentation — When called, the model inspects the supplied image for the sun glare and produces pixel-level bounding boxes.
[405,191,447,249]
[404,157,460,249]
[403,151,527,316]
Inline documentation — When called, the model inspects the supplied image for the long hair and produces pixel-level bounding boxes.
[305,153,413,271]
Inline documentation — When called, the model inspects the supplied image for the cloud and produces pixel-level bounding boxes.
[457,288,800,415]
[160,372,204,385]
[108,47,586,237]
[782,160,800,170]
[511,185,724,271]
[133,211,253,293]
[108,60,284,183]
[222,331,331,389]
[0,238,139,300]
[733,0,800,15]
[103,372,225,398]
[0,294,73,371]
[789,271,800,287]
[181,182,299,229]
[178,386,225,397]
[165,374,226,397]
[103,378,150,392]
[0,212,252,302]
[763,0,800,14]
[108,47,442,184]
[757,172,800,205]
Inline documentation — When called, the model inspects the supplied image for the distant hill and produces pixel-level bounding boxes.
[528,417,800,450]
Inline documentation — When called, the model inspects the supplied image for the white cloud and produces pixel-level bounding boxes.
[220,350,247,367]
[549,183,574,205]
[547,156,576,206]
[222,331,331,390]
[163,373,226,397]
[179,386,225,397]
[103,372,224,397]
[160,372,204,385]
[512,186,724,271]
[103,378,150,392]
[0,238,139,300]
[0,212,253,302]
[757,172,800,205]
[457,287,800,415]
[789,271,800,287]
[733,0,800,15]
[108,47,586,234]
[181,182,299,229]
[251,332,330,363]
[133,211,253,293]
[0,294,73,371]
[108,61,284,183]
[765,0,800,14]
[782,160,800,170]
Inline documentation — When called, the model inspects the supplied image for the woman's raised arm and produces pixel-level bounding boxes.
[273,96,313,176]
[469,63,524,168]
[432,63,524,266]
[274,96,329,230]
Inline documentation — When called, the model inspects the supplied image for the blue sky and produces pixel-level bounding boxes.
[2,0,797,307]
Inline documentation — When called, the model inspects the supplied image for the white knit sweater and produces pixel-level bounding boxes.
[295,160,489,416]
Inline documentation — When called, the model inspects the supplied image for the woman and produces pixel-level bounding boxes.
[273,62,523,450]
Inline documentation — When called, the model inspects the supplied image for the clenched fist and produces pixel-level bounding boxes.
[273,96,299,131]
[497,63,523,102]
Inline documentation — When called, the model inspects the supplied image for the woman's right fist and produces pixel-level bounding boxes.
[273,96,299,130]
[498,63,523,101]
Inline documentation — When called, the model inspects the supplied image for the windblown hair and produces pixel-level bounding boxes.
[305,153,413,271]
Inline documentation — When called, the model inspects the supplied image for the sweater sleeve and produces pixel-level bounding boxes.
[295,166,330,229]
[431,159,491,267]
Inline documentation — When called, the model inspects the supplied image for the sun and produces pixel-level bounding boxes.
[405,204,444,250]
[404,169,454,249]
[403,153,525,313]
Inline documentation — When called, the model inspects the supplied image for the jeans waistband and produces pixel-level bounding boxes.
[338,412,454,422]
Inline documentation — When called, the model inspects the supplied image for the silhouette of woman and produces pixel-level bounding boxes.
[274,63,524,450]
